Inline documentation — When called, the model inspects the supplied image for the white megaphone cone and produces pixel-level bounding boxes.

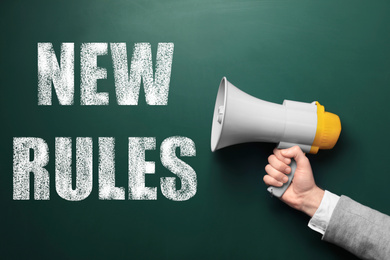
[211,77,341,197]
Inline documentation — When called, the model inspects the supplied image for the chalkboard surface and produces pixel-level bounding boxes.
[1,1,390,259]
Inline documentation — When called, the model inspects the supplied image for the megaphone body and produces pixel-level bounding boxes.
[211,77,341,197]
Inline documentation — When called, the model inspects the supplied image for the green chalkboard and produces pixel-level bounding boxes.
[1,0,390,259]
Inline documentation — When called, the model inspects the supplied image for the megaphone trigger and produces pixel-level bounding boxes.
[267,158,297,198]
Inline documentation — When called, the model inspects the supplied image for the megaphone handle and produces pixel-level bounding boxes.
[267,159,297,198]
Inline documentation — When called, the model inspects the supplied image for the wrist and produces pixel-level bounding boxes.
[300,187,324,217]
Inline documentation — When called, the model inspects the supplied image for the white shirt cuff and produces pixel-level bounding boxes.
[308,190,340,235]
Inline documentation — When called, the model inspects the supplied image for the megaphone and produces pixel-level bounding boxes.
[211,77,341,197]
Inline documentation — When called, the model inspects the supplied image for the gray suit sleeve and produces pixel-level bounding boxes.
[323,195,390,260]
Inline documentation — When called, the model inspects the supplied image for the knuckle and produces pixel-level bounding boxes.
[292,145,300,152]
[271,158,284,170]
[295,145,303,154]
[275,172,284,181]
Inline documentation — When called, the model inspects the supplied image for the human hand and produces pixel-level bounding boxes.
[263,146,324,217]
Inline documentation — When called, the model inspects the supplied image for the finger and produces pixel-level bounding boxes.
[268,154,291,174]
[263,175,283,187]
[265,164,289,183]
[273,148,291,165]
[280,146,310,167]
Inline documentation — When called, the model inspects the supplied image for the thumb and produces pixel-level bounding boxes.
[280,146,308,165]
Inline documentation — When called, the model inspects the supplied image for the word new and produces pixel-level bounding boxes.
[38,42,174,105]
